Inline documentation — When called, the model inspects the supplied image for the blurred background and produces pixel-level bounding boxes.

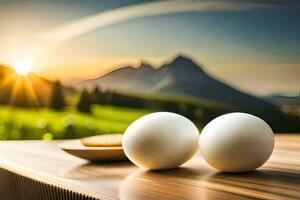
[0,0,300,140]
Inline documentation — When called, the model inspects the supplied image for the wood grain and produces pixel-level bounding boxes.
[0,135,299,200]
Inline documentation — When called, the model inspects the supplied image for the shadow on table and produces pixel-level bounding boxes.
[120,167,207,200]
[204,169,300,199]
[209,169,300,185]
[119,168,300,200]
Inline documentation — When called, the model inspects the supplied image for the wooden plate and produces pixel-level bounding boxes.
[58,140,128,162]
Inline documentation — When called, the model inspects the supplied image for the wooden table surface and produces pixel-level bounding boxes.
[0,135,299,200]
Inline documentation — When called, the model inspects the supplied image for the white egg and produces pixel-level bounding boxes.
[199,112,274,173]
[123,112,199,170]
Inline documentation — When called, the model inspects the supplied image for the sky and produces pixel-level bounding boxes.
[0,0,299,96]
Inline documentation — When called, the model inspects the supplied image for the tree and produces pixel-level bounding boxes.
[77,89,92,113]
[49,80,65,110]
[91,85,101,104]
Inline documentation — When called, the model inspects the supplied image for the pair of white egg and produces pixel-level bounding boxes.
[123,112,274,173]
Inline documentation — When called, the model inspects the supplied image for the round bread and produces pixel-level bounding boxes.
[81,134,123,147]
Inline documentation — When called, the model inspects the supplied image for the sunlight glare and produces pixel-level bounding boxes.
[12,60,33,76]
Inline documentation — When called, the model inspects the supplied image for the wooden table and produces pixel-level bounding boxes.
[0,135,299,200]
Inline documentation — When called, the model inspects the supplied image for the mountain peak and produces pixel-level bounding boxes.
[171,54,201,68]
[164,54,207,75]
[173,54,193,63]
[138,60,153,69]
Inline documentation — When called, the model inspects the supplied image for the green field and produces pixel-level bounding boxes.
[0,105,151,140]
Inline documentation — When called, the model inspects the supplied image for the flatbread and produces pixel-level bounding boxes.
[81,134,123,147]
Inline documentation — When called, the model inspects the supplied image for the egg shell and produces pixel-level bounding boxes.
[123,112,199,170]
[199,112,274,173]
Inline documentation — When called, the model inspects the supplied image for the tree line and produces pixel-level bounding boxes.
[1,78,300,132]
[49,82,300,132]
[47,81,232,126]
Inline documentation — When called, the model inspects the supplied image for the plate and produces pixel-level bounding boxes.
[59,140,128,162]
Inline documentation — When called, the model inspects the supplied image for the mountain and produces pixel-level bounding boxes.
[76,61,156,91]
[78,55,300,132]
[78,55,276,110]
[0,64,53,107]
[151,55,278,111]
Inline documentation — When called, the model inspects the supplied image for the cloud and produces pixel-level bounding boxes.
[37,0,277,42]
[25,0,296,60]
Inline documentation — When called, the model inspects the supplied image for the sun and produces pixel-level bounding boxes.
[12,60,33,76]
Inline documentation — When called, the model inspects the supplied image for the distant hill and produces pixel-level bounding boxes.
[0,64,53,107]
[77,61,156,91]
[77,55,300,132]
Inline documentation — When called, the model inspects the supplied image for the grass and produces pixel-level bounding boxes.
[0,105,151,140]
